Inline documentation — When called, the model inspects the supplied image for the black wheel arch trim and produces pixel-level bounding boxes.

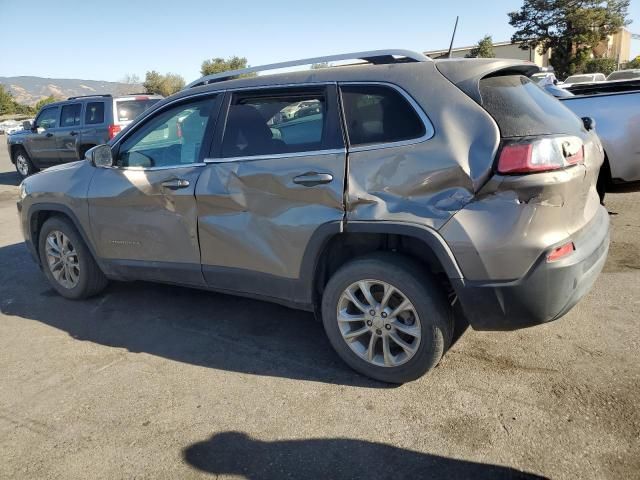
[27,203,102,269]
[342,221,464,279]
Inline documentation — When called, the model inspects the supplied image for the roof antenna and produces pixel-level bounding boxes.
[446,16,459,58]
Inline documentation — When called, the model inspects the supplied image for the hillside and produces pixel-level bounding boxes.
[0,76,142,106]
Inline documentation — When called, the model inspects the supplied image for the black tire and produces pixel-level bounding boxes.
[321,253,453,383]
[38,216,108,299]
[13,147,37,179]
[78,145,95,160]
[596,158,611,205]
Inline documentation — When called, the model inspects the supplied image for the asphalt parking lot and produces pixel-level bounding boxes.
[0,142,638,479]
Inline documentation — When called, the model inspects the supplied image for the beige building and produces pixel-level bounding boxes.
[425,28,634,68]
[425,40,551,67]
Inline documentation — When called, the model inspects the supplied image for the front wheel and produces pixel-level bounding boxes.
[38,216,108,299]
[321,253,452,383]
[14,148,37,178]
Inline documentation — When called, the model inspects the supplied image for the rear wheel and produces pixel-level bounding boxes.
[321,253,452,383]
[38,216,108,299]
[13,148,36,178]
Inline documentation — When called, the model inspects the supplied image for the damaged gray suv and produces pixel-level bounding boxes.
[16,50,610,383]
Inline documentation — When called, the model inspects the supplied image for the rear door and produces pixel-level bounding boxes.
[88,94,221,285]
[57,102,83,162]
[25,105,60,167]
[195,85,345,300]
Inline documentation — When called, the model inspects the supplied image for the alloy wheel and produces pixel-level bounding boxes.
[16,154,29,176]
[337,280,421,367]
[45,230,80,289]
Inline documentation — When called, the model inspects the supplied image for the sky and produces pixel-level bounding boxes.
[0,0,638,83]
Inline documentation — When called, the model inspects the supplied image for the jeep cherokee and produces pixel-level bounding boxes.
[16,50,610,383]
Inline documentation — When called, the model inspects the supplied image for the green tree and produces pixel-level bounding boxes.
[34,96,56,112]
[200,56,256,78]
[466,35,496,58]
[509,0,631,79]
[0,85,15,115]
[583,57,618,75]
[627,56,640,69]
[142,71,185,96]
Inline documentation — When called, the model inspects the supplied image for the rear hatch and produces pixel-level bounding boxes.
[109,95,162,139]
[114,95,161,127]
[437,60,603,238]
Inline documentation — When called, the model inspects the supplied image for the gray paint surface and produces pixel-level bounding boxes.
[562,91,640,182]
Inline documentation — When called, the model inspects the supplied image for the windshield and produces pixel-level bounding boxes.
[565,75,594,84]
[116,99,160,123]
[607,70,640,81]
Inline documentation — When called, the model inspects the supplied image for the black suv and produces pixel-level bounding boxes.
[8,93,162,178]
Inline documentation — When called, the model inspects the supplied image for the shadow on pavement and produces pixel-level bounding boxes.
[0,171,20,186]
[0,242,390,388]
[183,432,548,480]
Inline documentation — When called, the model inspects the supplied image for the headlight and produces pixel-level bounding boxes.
[19,181,29,200]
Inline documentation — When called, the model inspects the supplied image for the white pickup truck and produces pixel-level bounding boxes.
[554,80,640,199]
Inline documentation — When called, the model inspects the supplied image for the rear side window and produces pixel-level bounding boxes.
[60,103,81,127]
[85,102,105,124]
[116,99,160,122]
[340,85,425,147]
[479,75,582,137]
[222,91,326,157]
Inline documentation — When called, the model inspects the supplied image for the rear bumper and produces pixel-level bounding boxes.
[454,206,610,331]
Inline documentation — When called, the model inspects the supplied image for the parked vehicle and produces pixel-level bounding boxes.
[0,119,23,135]
[530,72,558,84]
[559,80,640,196]
[7,93,162,178]
[16,51,609,383]
[561,73,606,89]
[606,69,640,81]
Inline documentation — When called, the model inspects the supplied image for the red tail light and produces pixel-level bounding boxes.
[497,137,584,174]
[108,124,121,139]
[547,242,575,262]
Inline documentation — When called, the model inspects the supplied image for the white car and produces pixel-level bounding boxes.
[560,73,606,89]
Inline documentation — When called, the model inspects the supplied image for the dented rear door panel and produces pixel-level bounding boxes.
[196,151,346,282]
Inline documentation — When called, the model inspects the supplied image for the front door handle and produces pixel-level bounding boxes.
[70,131,79,136]
[293,172,333,187]
[45,132,53,138]
[161,179,190,190]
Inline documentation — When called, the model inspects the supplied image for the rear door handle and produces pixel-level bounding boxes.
[293,172,333,187]
[45,132,53,137]
[161,179,190,190]
[70,131,79,136]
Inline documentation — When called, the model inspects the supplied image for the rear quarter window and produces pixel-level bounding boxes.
[341,85,426,147]
[479,75,582,138]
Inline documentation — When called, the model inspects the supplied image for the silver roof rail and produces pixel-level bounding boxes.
[185,49,432,89]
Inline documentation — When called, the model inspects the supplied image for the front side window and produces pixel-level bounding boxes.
[36,106,60,130]
[60,103,82,127]
[222,90,326,158]
[340,85,426,147]
[116,97,215,168]
[85,102,105,124]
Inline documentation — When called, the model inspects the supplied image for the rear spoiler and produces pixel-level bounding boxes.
[435,58,540,104]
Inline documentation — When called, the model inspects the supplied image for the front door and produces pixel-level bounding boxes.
[25,105,60,167]
[88,94,221,285]
[195,86,346,302]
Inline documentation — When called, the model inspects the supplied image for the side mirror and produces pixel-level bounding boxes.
[86,144,114,168]
[582,117,596,131]
[22,121,32,131]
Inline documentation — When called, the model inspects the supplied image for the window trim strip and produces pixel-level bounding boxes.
[204,148,346,164]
